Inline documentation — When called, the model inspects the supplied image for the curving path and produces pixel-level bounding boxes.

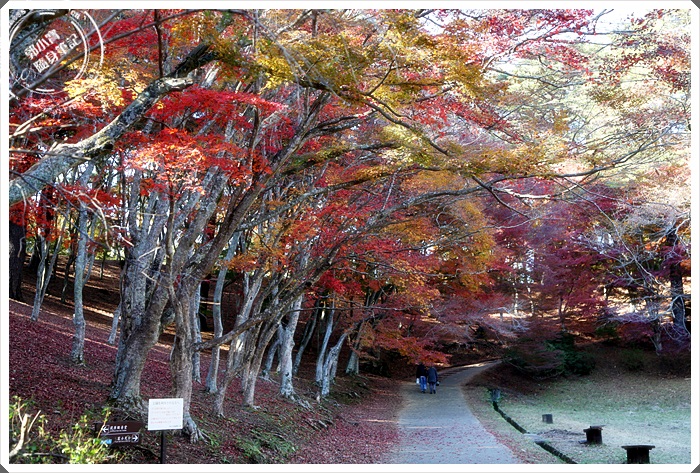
[385,361,520,464]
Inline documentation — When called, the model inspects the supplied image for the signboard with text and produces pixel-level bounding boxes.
[93,421,143,447]
[147,398,184,431]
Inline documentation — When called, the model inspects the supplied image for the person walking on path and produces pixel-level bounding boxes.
[427,365,438,394]
[416,362,428,393]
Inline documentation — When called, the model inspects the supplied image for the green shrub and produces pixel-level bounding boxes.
[9,397,50,463]
[619,348,646,372]
[503,343,565,379]
[57,414,112,464]
[504,333,595,379]
[237,436,265,463]
[562,350,596,375]
[10,397,121,464]
[657,350,691,376]
[594,323,620,345]
[549,333,596,376]
[235,429,296,463]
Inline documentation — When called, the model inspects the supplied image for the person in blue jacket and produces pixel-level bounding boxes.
[427,365,438,394]
[416,362,428,393]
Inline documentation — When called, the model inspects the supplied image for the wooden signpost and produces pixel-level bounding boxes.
[147,398,184,464]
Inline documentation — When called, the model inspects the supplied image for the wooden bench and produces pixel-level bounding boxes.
[622,444,655,464]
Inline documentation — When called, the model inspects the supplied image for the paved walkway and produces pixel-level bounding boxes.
[386,361,520,464]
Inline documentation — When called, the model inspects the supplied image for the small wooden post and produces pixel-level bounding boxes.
[622,445,655,464]
[583,426,603,444]
[160,430,166,464]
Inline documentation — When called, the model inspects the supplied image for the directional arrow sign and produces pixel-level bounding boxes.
[94,421,144,447]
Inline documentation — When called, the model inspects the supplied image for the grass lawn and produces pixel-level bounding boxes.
[463,346,692,465]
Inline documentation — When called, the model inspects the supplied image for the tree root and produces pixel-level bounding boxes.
[183,416,210,444]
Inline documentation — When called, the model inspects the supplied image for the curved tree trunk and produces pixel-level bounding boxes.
[30,236,48,321]
[27,234,42,274]
[321,332,348,397]
[213,334,252,416]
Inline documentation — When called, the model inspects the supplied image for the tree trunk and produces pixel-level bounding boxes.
[70,201,90,364]
[239,319,264,397]
[293,306,318,376]
[30,228,64,321]
[30,236,48,321]
[279,295,303,398]
[212,271,263,415]
[241,321,279,407]
[212,315,264,416]
[70,163,94,364]
[321,332,348,397]
[109,317,161,413]
[110,239,168,410]
[108,301,121,345]
[9,220,26,302]
[169,285,204,442]
[666,228,687,331]
[558,294,566,332]
[110,179,172,410]
[27,238,42,274]
[315,300,334,385]
[261,332,280,379]
[233,272,265,383]
[205,236,238,393]
[649,318,663,354]
[60,246,76,304]
[191,285,202,384]
[345,349,359,375]
[213,334,250,416]
[345,321,364,375]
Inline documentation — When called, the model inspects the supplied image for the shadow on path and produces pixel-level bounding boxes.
[385,361,520,464]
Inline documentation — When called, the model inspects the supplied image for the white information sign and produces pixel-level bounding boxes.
[147,398,184,431]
